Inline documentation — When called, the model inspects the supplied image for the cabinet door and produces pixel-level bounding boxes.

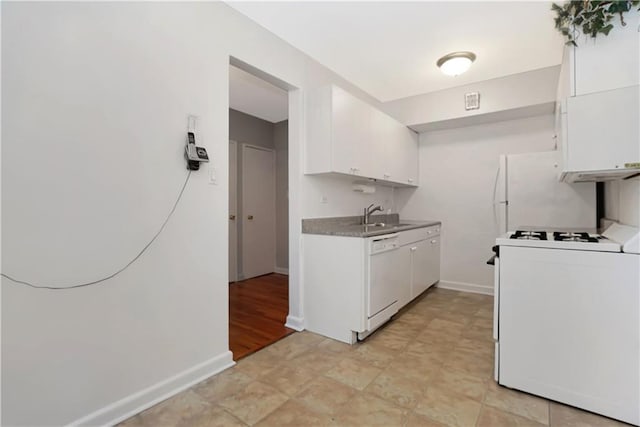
[331,86,372,177]
[396,245,412,308]
[375,113,419,186]
[566,86,639,172]
[371,108,397,181]
[396,126,419,186]
[411,237,441,299]
[573,12,639,96]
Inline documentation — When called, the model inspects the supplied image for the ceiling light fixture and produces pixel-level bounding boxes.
[436,51,476,76]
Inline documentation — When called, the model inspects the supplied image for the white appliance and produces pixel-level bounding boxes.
[495,151,596,235]
[493,223,640,425]
[365,233,405,336]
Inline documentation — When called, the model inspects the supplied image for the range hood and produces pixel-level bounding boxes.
[561,168,640,183]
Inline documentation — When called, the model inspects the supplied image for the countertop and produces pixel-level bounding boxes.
[302,214,441,238]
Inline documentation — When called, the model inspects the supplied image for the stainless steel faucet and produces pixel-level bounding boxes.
[363,203,384,225]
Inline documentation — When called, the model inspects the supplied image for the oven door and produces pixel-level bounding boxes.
[493,253,500,382]
[499,246,639,425]
[487,244,500,382]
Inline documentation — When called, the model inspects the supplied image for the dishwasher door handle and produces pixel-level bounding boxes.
[371,233,399,242]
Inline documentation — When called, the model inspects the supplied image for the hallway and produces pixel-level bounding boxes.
[229,273,294,360]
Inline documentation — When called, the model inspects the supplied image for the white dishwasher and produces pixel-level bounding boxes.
[365,233,409,333]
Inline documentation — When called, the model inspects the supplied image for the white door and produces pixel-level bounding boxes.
[229,141,238,283]
[242,144,276,279]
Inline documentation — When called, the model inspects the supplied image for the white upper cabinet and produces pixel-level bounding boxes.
[558,12,639,98]
[559,87,639,182]
[371,109,419,186]
[556,13,640,182]
[331,86,374,178]
[306,85,418,187]
[396,124,419,186]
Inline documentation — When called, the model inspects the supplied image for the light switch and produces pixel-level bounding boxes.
[209,166,217,185]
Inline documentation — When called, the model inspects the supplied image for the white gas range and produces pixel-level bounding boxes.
[493,223,640,425]
[495,222,640,253]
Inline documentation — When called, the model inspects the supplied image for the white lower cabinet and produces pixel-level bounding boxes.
[410,236,441,299]
[400,226,441,305]
[303,224,441,344]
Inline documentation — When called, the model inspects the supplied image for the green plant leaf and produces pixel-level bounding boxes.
[601,23,614,34]
[552,0,639,45]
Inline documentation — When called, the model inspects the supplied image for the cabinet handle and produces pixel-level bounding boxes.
[410,247,417,252]
[431,239,437,244]
[247,215,254,220]
[229,215,236,220]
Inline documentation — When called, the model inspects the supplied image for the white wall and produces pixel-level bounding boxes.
[605,178,640,227]
[397,115,556,294]
[1,2,393,425]
[383,66,559,132]
[301,175,396,218]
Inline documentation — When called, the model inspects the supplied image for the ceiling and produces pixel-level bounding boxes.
[226,1,565,103]
[229,65,288,123]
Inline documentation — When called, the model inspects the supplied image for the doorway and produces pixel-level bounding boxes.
[228,63,292,360]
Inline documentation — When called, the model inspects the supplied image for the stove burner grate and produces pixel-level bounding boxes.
[553,231,598,243]
[511,230,547,240]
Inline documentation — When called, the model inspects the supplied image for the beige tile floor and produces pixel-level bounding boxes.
[120,288,629,427]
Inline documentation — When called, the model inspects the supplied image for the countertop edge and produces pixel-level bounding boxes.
[302,220,441,238]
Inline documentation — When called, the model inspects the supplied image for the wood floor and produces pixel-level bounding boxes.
[229,273,294,361]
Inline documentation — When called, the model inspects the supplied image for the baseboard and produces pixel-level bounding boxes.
[285,314,304,331]
[436,280,494,296]
[68,351,234,427]
[274,267,289,275]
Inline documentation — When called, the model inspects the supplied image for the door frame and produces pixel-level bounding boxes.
[228,56,304,332]
[229,140,238,283]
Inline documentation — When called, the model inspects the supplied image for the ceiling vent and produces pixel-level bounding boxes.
[465,92,480,110]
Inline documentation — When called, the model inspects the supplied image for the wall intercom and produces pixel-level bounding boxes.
[185,131,209,170]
